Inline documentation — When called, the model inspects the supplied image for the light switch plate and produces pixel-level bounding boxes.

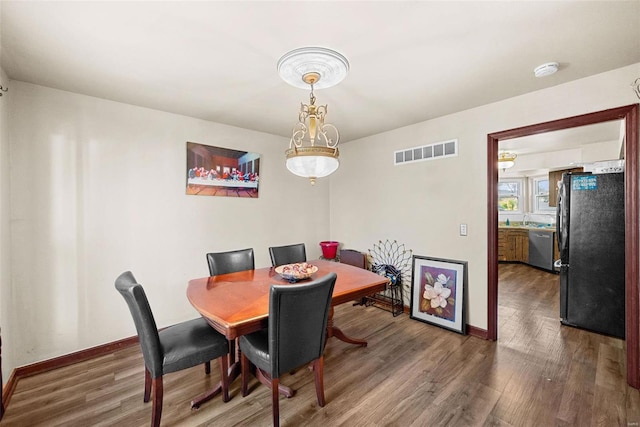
[460,223,468,236]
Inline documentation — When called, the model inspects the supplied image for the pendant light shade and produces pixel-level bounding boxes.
[286,147,340,184]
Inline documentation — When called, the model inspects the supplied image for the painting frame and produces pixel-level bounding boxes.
[186,141,260,198]
[410,255,467,334]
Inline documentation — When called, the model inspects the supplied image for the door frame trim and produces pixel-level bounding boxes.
[487,103,639,388]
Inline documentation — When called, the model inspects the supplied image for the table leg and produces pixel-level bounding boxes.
[255,368,295,398]
[191,339,240,409]
[190,361,240,409]
[327,307,368,347]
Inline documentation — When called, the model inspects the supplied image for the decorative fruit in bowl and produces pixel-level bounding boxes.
[275,262,318,282]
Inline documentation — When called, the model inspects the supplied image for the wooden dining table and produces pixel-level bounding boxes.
[186,259,389,409]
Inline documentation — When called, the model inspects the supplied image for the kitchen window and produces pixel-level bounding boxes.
[498,179,523,213]
[532,176,554,213]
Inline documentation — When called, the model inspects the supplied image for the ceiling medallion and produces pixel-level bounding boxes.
[277,47,349,90]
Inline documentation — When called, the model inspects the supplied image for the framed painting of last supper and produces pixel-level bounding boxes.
[186,141,260,198]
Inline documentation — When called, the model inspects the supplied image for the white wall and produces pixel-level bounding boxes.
[330,63,640,328]
[7,82,331,369]
[0,67,13,382]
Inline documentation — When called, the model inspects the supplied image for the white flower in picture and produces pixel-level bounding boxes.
[423,281,452,308]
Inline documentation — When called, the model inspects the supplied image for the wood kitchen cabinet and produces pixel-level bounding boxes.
[498,229,507,261]
[548,167,583,207]
[498,228,529,262]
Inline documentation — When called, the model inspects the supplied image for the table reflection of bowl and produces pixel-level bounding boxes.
[275,263,318,282]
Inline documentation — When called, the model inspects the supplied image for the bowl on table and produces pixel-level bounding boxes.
[275,262,318,282]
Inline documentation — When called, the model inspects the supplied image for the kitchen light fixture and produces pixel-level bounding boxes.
[498,152,517,170]
[534,62,559,78]
[277,47,349,185]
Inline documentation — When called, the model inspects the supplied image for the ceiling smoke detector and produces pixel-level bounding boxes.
[534,62,559,78]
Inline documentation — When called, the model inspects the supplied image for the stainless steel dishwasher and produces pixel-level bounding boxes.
[528,230,554,271]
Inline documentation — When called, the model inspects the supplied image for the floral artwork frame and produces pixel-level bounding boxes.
[410,255,467,334]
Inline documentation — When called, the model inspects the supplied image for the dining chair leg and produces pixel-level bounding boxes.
[151,376,163,427]
[271,377,280,427]
[144,368,152,402]
[313,357,326,407]
[205,361,211,375]
[241,353,250,397]
[219,354,230,402]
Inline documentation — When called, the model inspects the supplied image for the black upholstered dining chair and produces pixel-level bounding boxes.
[206,247,255,276]
[115,271,230,427]
[239,272,337,427]
[268,243,306,267]
[206,247,256,360]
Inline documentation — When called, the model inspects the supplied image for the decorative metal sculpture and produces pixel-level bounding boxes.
[366,239,413,316]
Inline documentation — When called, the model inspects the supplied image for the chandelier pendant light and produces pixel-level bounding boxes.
[498,152,517,171]
[286,73,339,185]
[278,47,349,185]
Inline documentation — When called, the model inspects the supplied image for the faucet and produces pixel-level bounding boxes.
[523,213,530,226]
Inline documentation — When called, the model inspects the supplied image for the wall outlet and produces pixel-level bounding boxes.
[460,223,468,236]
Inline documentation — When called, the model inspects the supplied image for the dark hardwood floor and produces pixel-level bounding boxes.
[3,263,638,426]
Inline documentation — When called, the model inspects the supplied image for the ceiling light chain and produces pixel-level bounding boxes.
[308,83,316,109]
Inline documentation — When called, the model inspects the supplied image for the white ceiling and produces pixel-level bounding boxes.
[1,1,639,144]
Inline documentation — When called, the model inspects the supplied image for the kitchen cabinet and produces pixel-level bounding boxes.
[548,167,583,207]
[498,228,529,262]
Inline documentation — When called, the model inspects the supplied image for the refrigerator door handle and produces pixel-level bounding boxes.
[556,184,563,249]
[556,178,568,256]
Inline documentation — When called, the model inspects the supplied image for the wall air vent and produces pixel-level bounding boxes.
[394,139,458,166]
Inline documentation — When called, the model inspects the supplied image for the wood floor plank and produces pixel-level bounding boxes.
[556,357,596,425]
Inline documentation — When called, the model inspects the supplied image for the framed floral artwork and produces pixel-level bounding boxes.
[410,255,467,334]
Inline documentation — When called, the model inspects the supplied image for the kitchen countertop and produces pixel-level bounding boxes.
[498,223,555,232]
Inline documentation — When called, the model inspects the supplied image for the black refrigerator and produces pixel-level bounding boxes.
[556,171,625,339]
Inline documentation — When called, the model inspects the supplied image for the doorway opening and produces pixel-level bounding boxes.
[487,104,639,388]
